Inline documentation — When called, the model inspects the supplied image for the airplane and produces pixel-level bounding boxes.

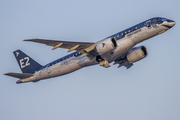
[4,17,175,84]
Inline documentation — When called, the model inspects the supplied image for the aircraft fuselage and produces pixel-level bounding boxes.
[5,17,175,84]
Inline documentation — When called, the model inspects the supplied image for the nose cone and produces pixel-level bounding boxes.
[166,19,176,28]
[169,22,176,27]
[162,20,175,28]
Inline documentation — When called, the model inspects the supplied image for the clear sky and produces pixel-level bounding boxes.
[1,0,180,120]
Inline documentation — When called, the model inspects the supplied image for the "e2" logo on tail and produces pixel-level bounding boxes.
[20,57,30,68]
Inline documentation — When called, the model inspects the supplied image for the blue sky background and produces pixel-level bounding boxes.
[1,0,180,120]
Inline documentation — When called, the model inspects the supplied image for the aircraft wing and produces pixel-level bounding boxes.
[24,39,96,53]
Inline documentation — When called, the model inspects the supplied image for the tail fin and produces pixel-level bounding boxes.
[13,50,42,73]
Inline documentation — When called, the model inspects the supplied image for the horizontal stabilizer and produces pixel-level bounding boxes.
[4,72,33,79]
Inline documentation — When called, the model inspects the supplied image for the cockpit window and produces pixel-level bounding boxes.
[162,18,166,22]
[166,19,174,22]
[156,18,160,21]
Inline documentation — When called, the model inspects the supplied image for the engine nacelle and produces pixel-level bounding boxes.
[126,46,148,63]
[96,38,117,55]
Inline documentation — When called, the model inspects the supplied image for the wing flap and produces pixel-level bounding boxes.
[4,72,33,79]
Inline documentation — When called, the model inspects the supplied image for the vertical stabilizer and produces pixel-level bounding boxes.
[13,50,42,73]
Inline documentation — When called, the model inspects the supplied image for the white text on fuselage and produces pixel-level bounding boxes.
[127,29,141,38]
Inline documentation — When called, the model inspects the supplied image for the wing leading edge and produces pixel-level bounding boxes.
[24,39,98,59]
[24,39,95,51]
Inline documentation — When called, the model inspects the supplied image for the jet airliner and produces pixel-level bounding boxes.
[4,17,175,84]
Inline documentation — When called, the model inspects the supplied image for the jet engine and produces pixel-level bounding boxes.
[96,38,117,55]
[126,46,148,63]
